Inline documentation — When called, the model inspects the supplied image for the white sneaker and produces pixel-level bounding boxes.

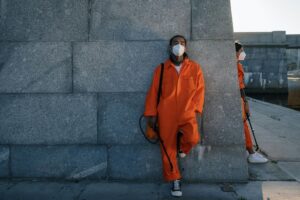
[171,179,182,197]
[178,150,186,158]
[248,152,268,163]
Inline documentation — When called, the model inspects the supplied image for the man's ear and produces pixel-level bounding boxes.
[168,45,172,53]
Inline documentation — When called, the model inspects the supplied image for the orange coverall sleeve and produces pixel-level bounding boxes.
[192,65,205,114]
[144,66,161,116]
[237,63,245,89]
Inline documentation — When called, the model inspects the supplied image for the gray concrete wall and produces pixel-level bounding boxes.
[0,0,248,182]
[234,32,300,94]
[286,35,300,72]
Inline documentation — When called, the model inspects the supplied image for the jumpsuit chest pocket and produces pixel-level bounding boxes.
[181,76,196,91]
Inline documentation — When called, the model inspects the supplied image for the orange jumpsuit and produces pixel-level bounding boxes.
[144,58,205,181]
[237,62,253,151]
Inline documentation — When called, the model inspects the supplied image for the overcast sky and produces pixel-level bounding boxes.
[230,0,300,34]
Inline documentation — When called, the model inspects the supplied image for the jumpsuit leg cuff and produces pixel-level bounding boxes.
[163,173,182,182]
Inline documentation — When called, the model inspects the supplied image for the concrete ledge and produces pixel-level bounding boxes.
[0,146,9,177]
[11,145,107,179]
[0,94,97,145]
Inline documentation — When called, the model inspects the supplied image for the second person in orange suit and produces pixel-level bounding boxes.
[235,41,268,164]
[144,35,205,197]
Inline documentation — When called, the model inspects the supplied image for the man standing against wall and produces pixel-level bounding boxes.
[235,41,268,163]
[144,35,205,197]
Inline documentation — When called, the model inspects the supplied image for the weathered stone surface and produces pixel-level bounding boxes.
[262,60,286,73]
[243,60,264,72]
[98,93,147,144]
[11,145,107,179]
[0,94,97,144]
[266,48,286,60]
[192,0,233,40]
[0,0,88,41]
[108,145,248,181]
[81,183,159,200]
[272,31,286,44]
[188,40,244,145]
[235,32,278,45]
[73,41,168,92]
[181,145,248,181]
[108,145,162,181]
[243,47,267,60]
[0,42,72,93]
[0,146,9,177]
[90,0,191,40]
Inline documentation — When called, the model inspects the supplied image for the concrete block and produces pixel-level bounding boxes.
[272,31,286,43]
[188,40,239,94]
[108,145,162,181]
[202,91,245,146]
[235,32,273,45]
[90,0,191,40]
[262,60,286,73]
[73,41,168,92]
[0,146,9,177]
[0,94,97,144]
[0,42,72,93]
[181,145,248,181]
[243,47,267,60]
[287,35,300,47]
[266,48,286,60]
[98,93,147,145]
[192,0,233,40]
[108,144,248,182]
[188,40,244,145]
[243,59,264,72]
[0,0,88,41]
[11,145,107,179]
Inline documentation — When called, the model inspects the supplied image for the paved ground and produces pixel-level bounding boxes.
[0,98,300,200]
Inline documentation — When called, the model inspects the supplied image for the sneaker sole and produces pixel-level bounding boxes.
[171,190,182,197]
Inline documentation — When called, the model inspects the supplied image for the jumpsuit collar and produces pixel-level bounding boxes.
[166,57,190,70]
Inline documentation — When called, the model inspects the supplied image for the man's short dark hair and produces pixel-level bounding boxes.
[235,41,243,52]
[169,35,187,45]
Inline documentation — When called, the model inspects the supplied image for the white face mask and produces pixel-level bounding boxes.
[238,51,246,61]
[172,44,185,56]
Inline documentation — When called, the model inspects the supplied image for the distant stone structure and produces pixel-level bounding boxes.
[0,0,247,181]
[234,31,300,94]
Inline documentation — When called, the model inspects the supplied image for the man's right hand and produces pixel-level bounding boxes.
[147,116,157,131]
[244,101,250,117]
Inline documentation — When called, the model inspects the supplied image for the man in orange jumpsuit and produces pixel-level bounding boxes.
[144,35,205,197]
[235,41,268,163]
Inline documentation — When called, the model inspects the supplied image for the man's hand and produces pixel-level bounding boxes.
[147,116,157,131]
[196,112,202,133]
[244,101,250,117]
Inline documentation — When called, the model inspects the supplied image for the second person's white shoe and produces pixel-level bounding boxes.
[248,152,268,163]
